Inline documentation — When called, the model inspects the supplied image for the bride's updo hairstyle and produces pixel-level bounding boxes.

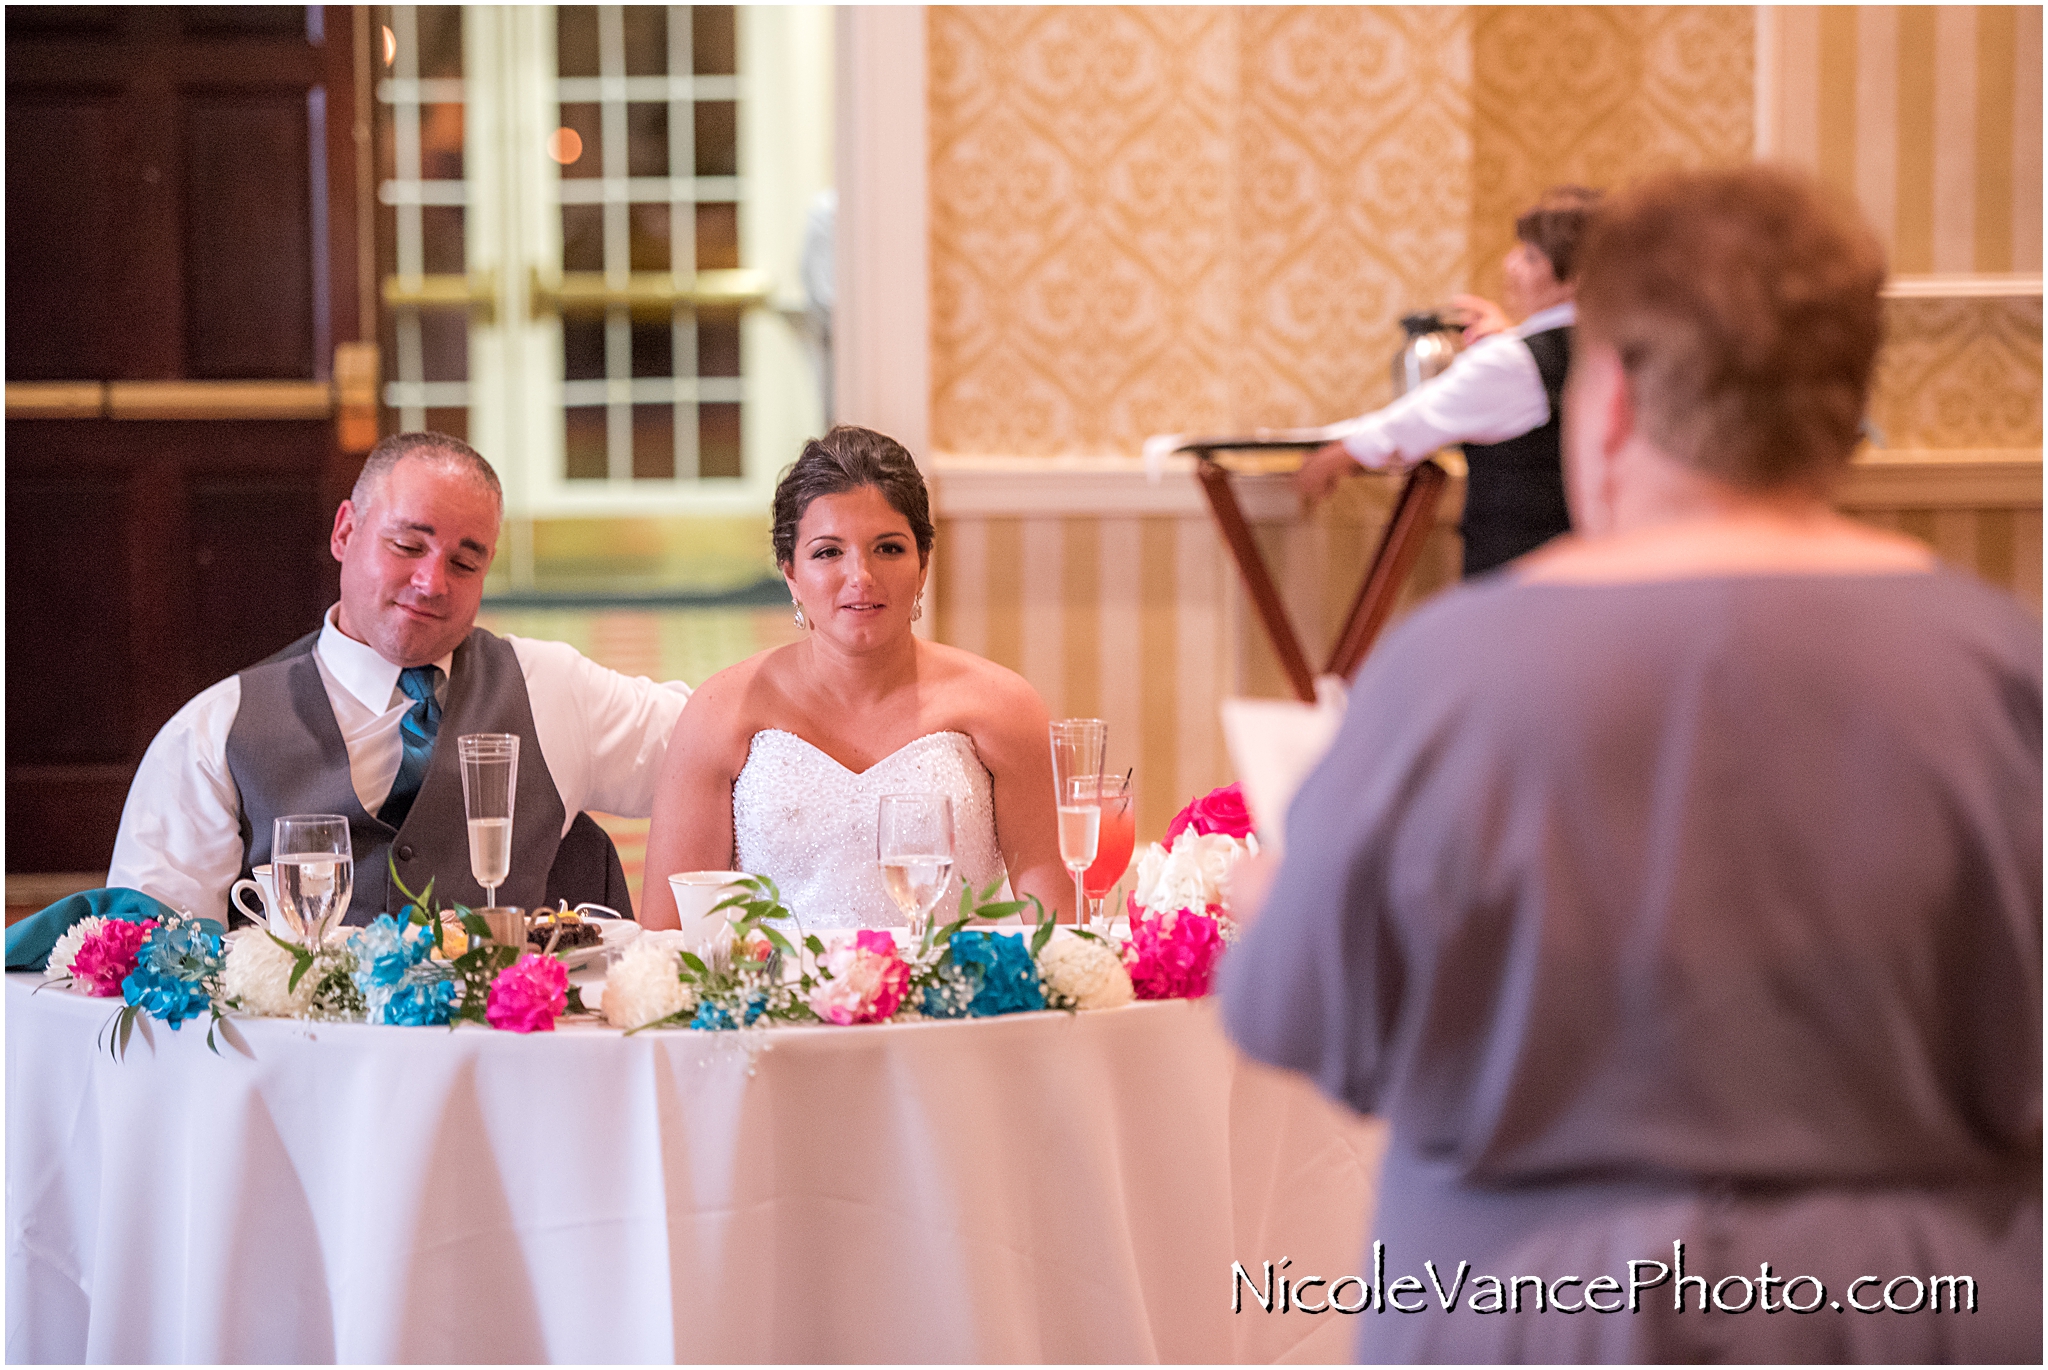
[1573,165,1885,490]
[772,425,936,569]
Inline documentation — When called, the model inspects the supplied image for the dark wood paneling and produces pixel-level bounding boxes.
[5,95,122,378]
[6,8,361,875]
[184,95,314,378]
[5,478,135,764]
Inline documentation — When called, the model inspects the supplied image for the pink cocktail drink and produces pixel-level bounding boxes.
[1084,793,1137,901]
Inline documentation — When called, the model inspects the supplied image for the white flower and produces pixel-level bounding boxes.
[1132,829,1257,919]
[222,927,320,1018]
[44,916,106,981]
[1037,930,1134,1011]
[602,936,696,1030]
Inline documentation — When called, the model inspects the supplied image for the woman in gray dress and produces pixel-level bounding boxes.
[1220,167,2039,1363]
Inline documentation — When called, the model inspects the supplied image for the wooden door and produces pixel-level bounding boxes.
[5,5,370,874]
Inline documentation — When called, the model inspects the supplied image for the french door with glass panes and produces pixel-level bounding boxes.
[372,5,831,554]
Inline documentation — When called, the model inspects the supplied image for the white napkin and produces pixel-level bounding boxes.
[1220,676,1349,858]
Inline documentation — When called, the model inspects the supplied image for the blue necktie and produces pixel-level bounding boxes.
[377,665,443,828]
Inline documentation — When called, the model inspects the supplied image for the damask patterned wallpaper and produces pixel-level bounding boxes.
[928,5,1755,457]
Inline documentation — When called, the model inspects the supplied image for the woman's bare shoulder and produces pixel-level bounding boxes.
[919,642,1049,753]
[675,645,804,764]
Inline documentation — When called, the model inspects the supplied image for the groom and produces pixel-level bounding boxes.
[107,432,691,925]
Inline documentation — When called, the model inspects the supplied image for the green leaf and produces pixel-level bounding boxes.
[458,910,492,940]
[679,950,709,977]
[564,985,587,1016]
[803,934,826,957]
[116,1006,137,1062]
[761,926,797,959]
[1031,910,1057,957]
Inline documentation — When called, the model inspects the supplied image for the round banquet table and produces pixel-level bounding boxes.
[6,972,1386,1364]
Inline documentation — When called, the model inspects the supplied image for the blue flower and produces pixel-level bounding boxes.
[348,915,429,993]
[383,978,458,1027]
[920,961,973,1019]
[689,993,766,1031]
[122,965,213,1028]
[950,931,1045,1017]
[122,919,225,1028]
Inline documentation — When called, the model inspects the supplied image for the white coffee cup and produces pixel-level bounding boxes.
[667,870,748,952]
[230,864,286,936]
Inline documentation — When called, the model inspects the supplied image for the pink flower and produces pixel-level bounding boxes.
[1164,783,1254,843]
[70,919,157,997]
[807,929,911,1025]
[1122,905,1225,1000]
[485,953,568,1032]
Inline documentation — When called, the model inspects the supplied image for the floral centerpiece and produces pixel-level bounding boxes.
[1119,783,1258,999]
[603,875,1140,1031]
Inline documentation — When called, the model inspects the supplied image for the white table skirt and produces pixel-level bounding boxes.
[7,974,1385,1363]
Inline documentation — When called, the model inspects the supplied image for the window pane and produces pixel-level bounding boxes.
[564,407,607,479]
[563,318,605,381]
[693,7,735,76]
[557,103,600,179]
[629,203,670,273]
[421,102,464,180]
[632,406,675,478]
[622,6,666,77]
[627,103,668,178]
[420,311,468,383]
[631,321,673,379]
[698,403,741,478]
[695,203,739,270]
[423,407,469,443]
[416,6,463,80]
[557,6,598,78]
[697,315,740,377]
[694,102,736,178]
[561,204,603,272]
[421,205,464,274]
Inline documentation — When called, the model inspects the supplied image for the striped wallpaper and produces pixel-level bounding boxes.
[1762,5,2043,274]
[931,454,2040,851]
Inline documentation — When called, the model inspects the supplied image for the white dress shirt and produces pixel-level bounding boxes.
[1338,302,1577,469]
[107,607,691,921]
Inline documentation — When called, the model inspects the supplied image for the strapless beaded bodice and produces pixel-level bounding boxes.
[731,729,1008,932]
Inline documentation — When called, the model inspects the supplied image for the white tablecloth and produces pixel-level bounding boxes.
[7,973,1385,1363]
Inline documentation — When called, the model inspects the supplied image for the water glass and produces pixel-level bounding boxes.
[458,733,519,907]
[271,815,353,951]
[877,794,955,939]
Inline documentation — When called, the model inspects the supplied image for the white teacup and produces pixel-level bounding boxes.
[667,870,749,952]
[230,864,287,936]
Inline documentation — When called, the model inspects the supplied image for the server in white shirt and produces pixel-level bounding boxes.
[108,432,692,926]
[1296,186,1602,577]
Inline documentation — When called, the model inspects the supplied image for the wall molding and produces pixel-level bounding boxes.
[932,449,2044,519]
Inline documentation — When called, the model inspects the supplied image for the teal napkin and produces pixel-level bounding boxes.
[6,887,182,973]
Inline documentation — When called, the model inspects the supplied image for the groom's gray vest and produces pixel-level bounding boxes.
[224,626,632,923]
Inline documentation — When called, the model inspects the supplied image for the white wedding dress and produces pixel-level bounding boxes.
[731,729,1009,932]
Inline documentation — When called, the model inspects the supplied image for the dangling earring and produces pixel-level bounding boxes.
[911,592,924,623]
[792,599,808,629]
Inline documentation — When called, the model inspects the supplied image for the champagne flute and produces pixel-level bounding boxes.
[271,814,353,952]
[1049,719,1106,924]
[458,733,519,908]
[878,794,955,940]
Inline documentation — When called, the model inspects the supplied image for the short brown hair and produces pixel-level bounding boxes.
[771,425,934,568]
[1574,166,1885,489]
[352,431,503,510]
[1515,185,1603,282]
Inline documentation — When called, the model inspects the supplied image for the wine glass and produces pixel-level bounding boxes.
[877,794,954,939]
[271,814,353,952]
[1080,771,1136,929]
[1049,719,1106,924]
[458,733,519,908]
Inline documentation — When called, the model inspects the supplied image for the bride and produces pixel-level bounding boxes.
[640,426,1071,932]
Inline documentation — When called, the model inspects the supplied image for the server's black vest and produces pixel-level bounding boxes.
[1458,324,1574,578]
[225,626,632,922]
